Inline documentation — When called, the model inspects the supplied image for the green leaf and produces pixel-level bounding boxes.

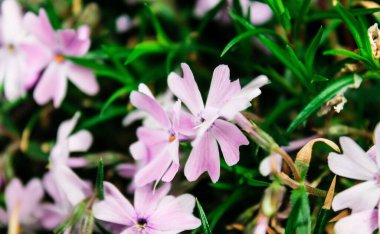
[265,0,292,32]
[45,0,61,30]
[125,41,168,65]
[323,49,372,64]
[306,7,380,22]
[79,107,128,130]
[100,86,135,115]
[334,2,374,63]
[285,185,311,234]
[96,159,105,200]
[144,5,170,44]
[54,202,87,234]
[286,76,357,134]
[313,208,333,234]
[305,26,324,73]
[196,199,212,234]
[220,29,280,57]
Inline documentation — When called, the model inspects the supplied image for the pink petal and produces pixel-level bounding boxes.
[149,194,201,232]
[67,157,88,168]
[66,62,99,95]
[134,144,174,186]
[23,9,56,49]
[136,127,168,147]
[328,152,377,181]
[116,163,137,178]
[33,62,68,107]
[259,153,282,176]
[51,165,87,206]
[5,178,23,214]
[43,173,67,204]
[39,204,66,229]
[248,2,273,25]
[334,209,378,234]
[20,179,44,219]
[134,183,170,217]
[205,65,241,112]
[340,137,378,173]
[68,130,93,152]
[1,0,24,43]
[57,112,80,141]
[161,141,180,182]
[168,63,204,116]
[4,55,25,100]
[194,0,220,17]
[374,123,380,167]
[130,91,170,129]
[93,182,136,226]
[57,29,90,56]
[212,119,248,166]
[332,181,380,212]
[129,141,148,160]
[0,208,7,224]
[185,131,220,182]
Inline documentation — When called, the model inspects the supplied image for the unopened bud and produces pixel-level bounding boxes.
[262,185,286,217]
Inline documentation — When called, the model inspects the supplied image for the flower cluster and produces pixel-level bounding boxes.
[0,0,98,106]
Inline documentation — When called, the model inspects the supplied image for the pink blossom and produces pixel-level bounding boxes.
[0,178,44,228]
[168,63,268,182]
[116,14,133,33]
[24,9,99,107]
[328,124,380,213]
[0,0,48,100]
[47,112,93,206]
[334,209,379,234]
[128,84,196,186]
[194,0,272,25]
[93,182,201,233]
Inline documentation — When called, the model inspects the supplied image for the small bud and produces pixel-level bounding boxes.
[79,210,95,234]
[262,185,286,217]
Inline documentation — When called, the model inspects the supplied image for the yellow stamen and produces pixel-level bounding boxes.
[168,136,176,142]
[54,55,65,63]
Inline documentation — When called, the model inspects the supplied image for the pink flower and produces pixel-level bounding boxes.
[194,0,272,25]
[168,63,268,182]
[93,182,201,233]
[116,14,133,33]
[47,112,93,206]
[0,178,44,228]
[328,124,380,213]
[24,9,99,107]
[334,209,379,234]
[128,84,196,186]
[0,0,47,100]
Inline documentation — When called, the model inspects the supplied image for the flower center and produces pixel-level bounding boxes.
[54,54,65,63]
[168,135,176,142]
[135,218,147,230]
[7,44,15,53]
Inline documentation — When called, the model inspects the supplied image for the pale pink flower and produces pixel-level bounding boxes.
[24,9,99,107]
[168,63,268,182]
[47,112,93,206]
[93,182,201,233]
[116,14,133,33]
[0,0,48,100]
[128,84,196,186]
[334,209,378,234]
[194,0,272,25]
[0,178,44,227]
[328,124,380,213]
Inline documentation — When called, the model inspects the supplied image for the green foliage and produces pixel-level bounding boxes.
[196,199,212,234]
[285,185,311,234]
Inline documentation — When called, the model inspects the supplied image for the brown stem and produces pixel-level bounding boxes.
[273,147,301,181]
[278,172,327,197]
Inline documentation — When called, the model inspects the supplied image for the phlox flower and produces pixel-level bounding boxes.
[0,0,47,100]
[328,123,380,213]
[128,84,196,186]
[47,112,93,206]
[194,0,272,25]
[168,63,268,182]
[93,182,201,233]
[334,209,378,234]
[24,9,99,107]
[0,178,44,228]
